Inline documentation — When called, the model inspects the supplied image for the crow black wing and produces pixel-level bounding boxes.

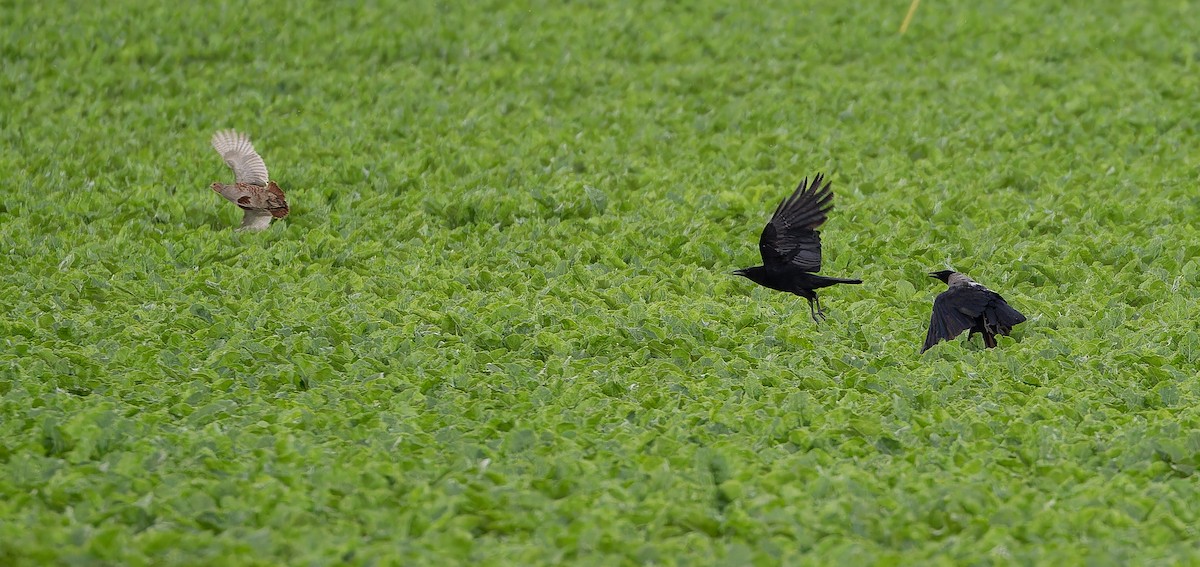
[758,174,833,271]
[983,297,1027,335]
[921,285,995,352]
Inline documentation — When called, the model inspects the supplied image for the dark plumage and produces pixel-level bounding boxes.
[922,270,1026,353]
[733,173,862,322]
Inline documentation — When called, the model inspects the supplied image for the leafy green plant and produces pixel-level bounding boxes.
[2,0,1199,564]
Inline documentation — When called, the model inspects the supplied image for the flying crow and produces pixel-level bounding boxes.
[922,270,1026,352]
[733,174,862,322]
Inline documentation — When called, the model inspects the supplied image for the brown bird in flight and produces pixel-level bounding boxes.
[210,129,289,230]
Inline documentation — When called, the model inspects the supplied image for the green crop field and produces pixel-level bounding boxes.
[3,0,1200,564]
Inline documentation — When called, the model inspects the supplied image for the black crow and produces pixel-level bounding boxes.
[733,173,862,322]
[922,270,1026,353]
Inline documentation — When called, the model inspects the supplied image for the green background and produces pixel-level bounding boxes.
[2,0,1199,564]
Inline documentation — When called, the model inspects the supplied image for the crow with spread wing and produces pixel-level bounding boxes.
[922,270,1026,352]
[733,174,862,322]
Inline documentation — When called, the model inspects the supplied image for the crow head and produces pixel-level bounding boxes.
[928,270,956,283]
[732,266,768,285]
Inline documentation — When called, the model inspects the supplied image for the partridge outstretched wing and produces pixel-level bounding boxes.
[212,129,269,186]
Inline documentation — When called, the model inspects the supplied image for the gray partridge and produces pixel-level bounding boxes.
[210,129,289,230]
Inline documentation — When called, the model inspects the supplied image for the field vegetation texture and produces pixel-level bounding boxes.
[2,0,1200,564]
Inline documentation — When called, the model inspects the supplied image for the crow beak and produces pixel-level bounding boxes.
[928,272,942,279]
[731,269,746,277]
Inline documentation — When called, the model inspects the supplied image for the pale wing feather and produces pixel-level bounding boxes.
[212,129,269,186]
[239,209,274,231]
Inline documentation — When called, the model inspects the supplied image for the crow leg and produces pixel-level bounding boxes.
[983,331,998,349]
[815,295,827,320]
[806,296,825,323]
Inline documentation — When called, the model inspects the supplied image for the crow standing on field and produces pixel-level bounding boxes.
[922,270,1026,353]
[733,173,862,322]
